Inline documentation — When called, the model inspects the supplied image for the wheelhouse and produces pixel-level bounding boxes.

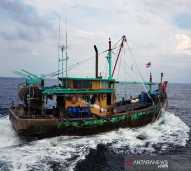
[42,77,117,116]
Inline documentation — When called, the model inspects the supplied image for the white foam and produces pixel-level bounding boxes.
[110,111,190,153]
[0,111,190,171]
[0,116,20,148]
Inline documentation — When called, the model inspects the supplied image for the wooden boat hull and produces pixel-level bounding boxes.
[8,101,166,137]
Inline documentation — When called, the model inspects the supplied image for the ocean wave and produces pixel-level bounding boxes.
[0,111,190,171]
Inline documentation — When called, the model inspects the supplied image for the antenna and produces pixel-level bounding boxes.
[57,16,61,81]
[65,17,68,78]
[57,16,69,87]
[61,45,65,86]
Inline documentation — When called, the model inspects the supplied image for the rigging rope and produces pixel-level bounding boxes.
[45,47,112,78]
[116,39,154,104]
[125,45,148,90]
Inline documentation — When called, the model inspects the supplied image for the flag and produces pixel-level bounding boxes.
[145,62,151,68]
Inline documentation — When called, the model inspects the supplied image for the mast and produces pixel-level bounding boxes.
[107,38,112,80]
[160,72,163,83]
[112,35,127,77]
[149,72,152,94]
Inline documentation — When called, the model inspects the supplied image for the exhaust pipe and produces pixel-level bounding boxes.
[94,45,98,78]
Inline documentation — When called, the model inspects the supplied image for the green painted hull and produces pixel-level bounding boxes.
[58,105,160,128]
[9,103,164,137]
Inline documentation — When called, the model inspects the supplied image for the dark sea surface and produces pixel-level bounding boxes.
[0,77,190,171]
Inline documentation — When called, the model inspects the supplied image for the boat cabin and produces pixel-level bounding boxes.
[41,77,117,117]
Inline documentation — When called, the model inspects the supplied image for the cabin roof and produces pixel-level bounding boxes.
[42,86,114,95]
[58,77,116,82]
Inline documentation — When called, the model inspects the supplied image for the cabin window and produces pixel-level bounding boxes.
[73,80,92,89]
[101,81,109,88]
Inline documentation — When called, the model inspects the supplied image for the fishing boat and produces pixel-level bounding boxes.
[9,35,168,137]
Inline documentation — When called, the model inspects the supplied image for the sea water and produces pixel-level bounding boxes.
[0,78,190,171]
